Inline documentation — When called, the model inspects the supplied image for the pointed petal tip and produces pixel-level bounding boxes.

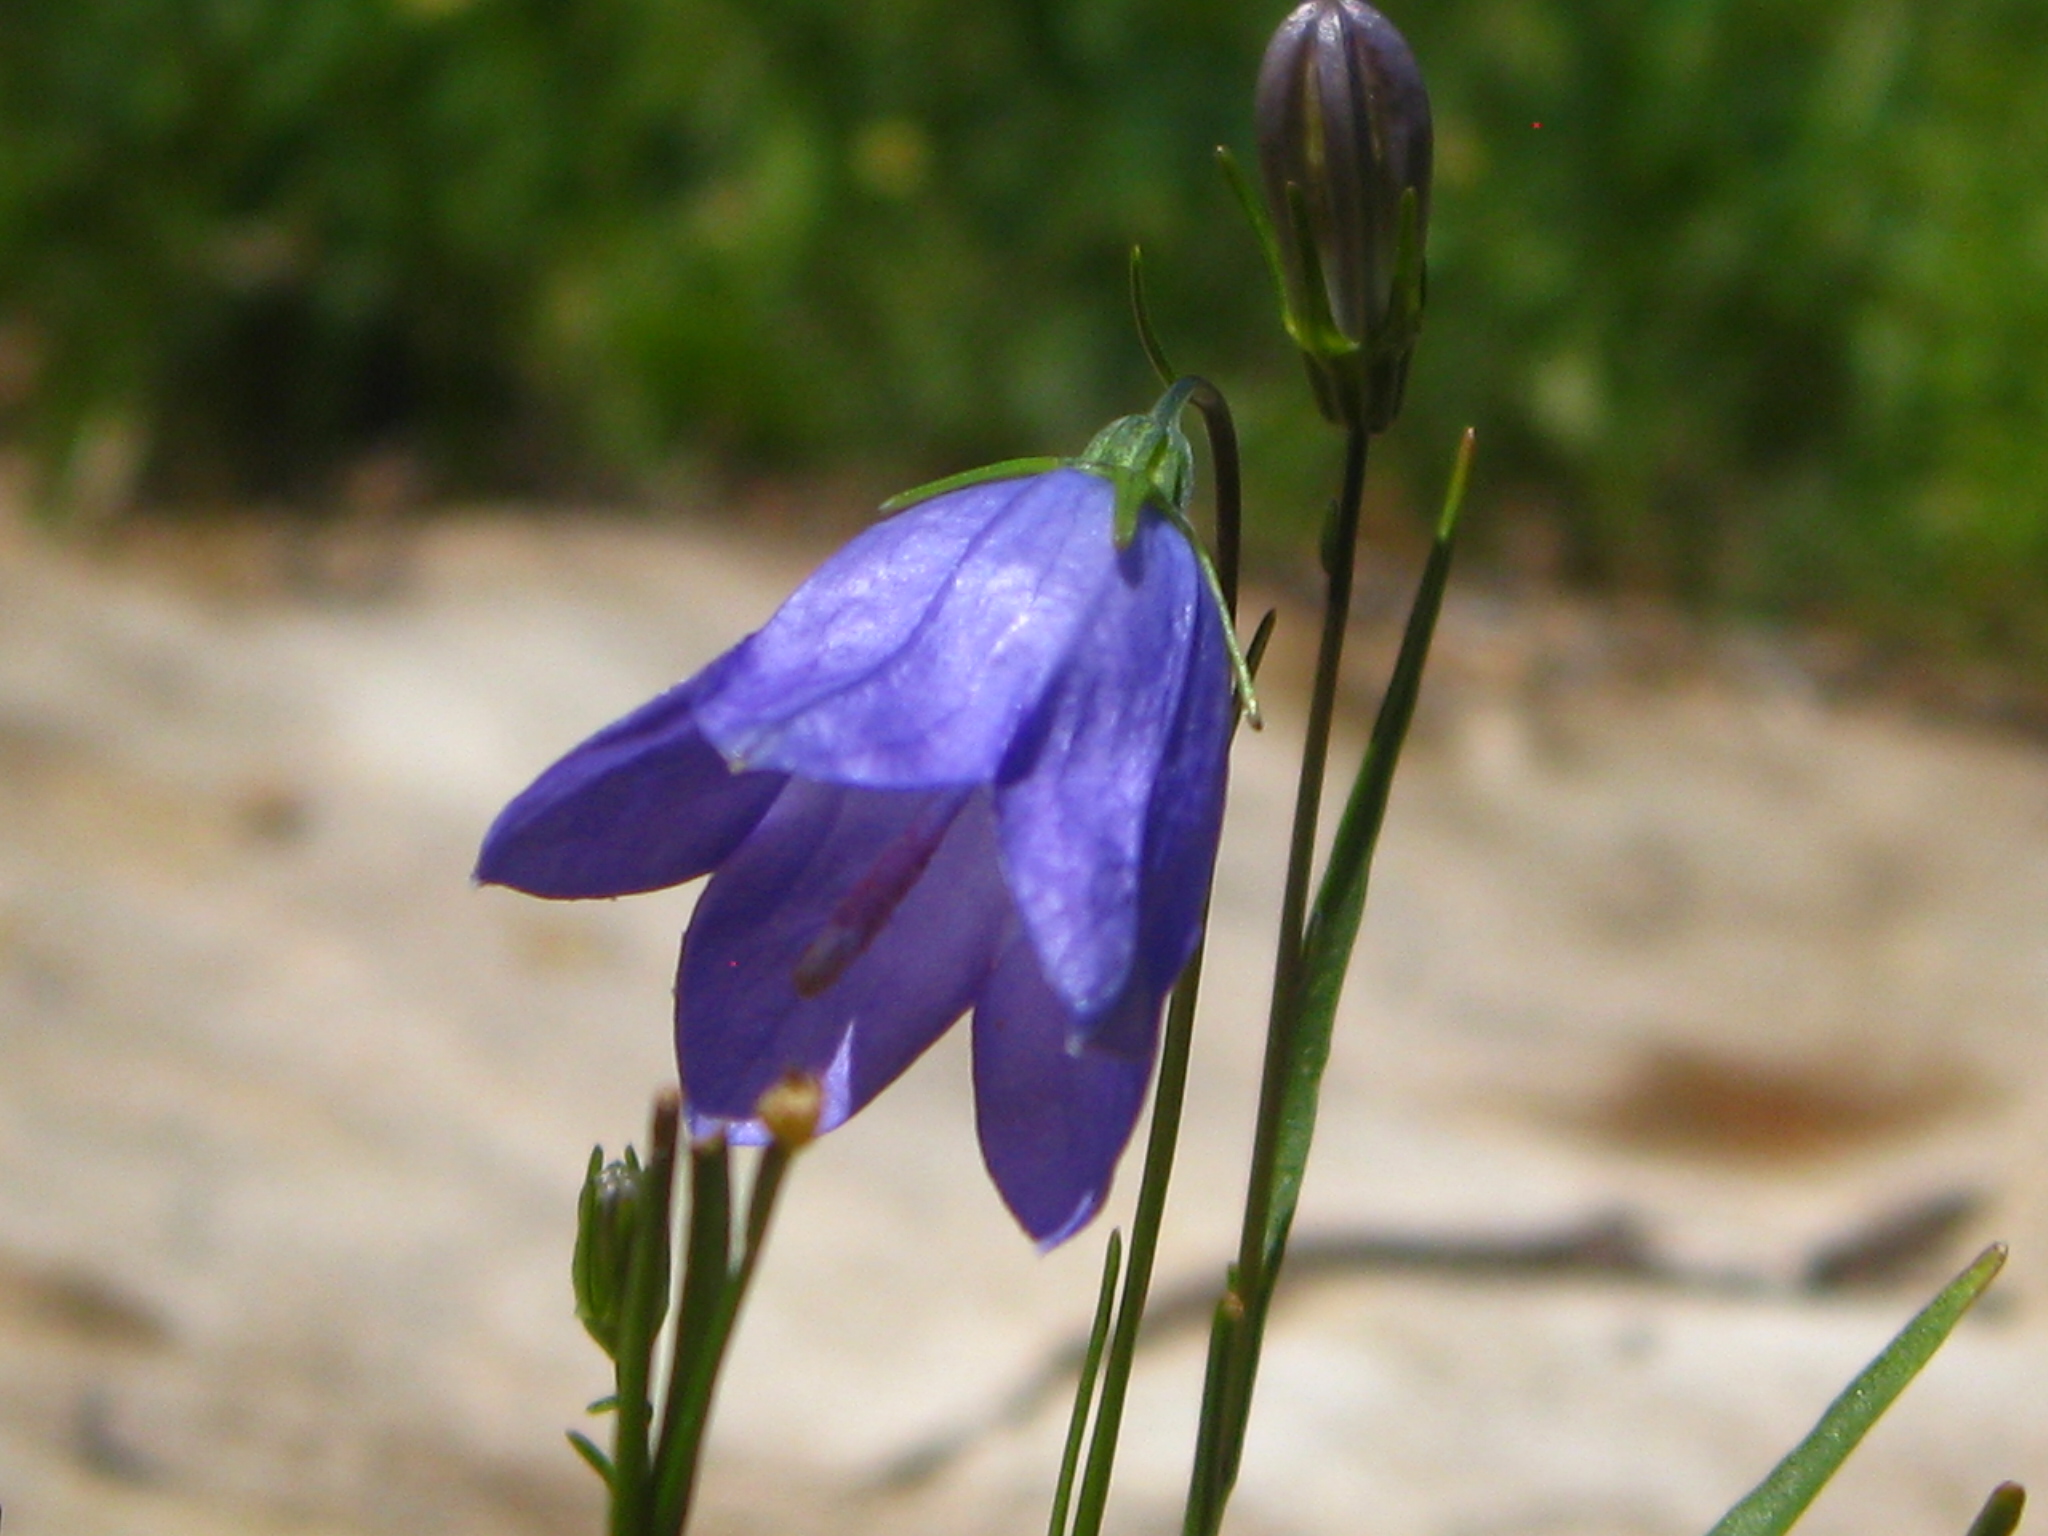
[973,939,1153,1253]
[1029,1190,1105,1252]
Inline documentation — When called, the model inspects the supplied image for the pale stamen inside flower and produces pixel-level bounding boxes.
[793,791,970,997]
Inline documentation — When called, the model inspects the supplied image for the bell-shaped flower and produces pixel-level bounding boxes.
[477,419,1237,1245]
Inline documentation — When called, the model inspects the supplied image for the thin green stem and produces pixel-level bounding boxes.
[651,1138,732,1528]
[1237,423,1367,1292]
[1067,951,1208,1536]
[653,1143,797,1536]
[1129,247,1178,387]
[1049,1231,1124,1536]
[611,1097,679,1536]
[1184,424,1369,1536]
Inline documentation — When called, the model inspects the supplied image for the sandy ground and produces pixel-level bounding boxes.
[2,502,2046,1536]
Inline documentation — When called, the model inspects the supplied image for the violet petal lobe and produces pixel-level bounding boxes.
[693,469,1121,788]
[992,507,1216,1026]
[1083,558,1235,1060]
[677,780,1011,1129]
[475,651,785,898]
[972,934,1158,1247]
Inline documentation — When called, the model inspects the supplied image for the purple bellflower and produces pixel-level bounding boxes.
[477,412,1238,1245]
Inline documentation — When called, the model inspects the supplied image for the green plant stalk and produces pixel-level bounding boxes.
[1233,422,1368,1297]
[1050,1232,1124,1536]
[650,1136,733,1528]
[652,1142,798,1536]
[1065,951,1208,1536]
[1262,430,1471,1267]
[610,1098,680,1536]
[1183,426,1367,1535]
[1185,428,1471,1534]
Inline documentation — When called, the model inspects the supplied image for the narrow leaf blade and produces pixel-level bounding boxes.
[1262,430,1472,1261]
[1966,1483,2027,1536]
[1706,1244,2007,1536]
[1050,1229,1123,1536]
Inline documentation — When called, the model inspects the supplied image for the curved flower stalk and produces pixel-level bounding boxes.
[478,425,1237,1246]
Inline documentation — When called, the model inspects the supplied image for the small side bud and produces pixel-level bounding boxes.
[1255,0,1433,432]
[573,1146,663,1358]
[572,1096,677,1363]
[755,1073,825,1149]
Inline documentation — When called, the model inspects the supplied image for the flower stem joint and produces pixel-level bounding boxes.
[1255,0,1433,434]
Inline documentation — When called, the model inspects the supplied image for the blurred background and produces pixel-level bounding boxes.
[3,0,2047,657]
[6,4,2048,1536]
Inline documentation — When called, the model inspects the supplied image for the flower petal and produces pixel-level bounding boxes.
[677,781,1011,1128]
[475,650,785,898]
[972,936,1157,1247]
[1084,559,1235,1059]
[694,469,1123,787]
[993,510,1220,1023]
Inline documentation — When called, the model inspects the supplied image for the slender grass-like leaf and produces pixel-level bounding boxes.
[1050,1231,1123,1536]
[1262,428,1472,1263]
[1965,1483,2027,1536]
[1706,1244,2006,1536]
[569,1430,614,1487]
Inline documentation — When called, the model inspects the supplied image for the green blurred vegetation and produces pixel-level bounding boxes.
[1,0,2044,658]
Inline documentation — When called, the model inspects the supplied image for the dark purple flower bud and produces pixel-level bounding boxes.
[1255,0,1433,432]
[478,455,1235,1247]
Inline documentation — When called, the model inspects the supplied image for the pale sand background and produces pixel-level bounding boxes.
[3,504,2046,1536]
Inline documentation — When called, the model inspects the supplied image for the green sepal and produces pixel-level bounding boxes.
[1278,184,1366,429]
[1243,609,1277,678]
[571,1146,611,1357]
[1079,408,1194,547]
[1164,507,1261,727]
[878,458,1066,514]
[1280,180,1355,364]
[1217,147,1290,327]
[1110,468,1151,550]
[1386,188,1426,354]
[1706,1244,2007,1536]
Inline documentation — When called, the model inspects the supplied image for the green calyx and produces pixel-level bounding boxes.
[1078,400,1197,548]
[876,398,1196,555]
[1092,384,1262,728]
[1220,146,1426,435]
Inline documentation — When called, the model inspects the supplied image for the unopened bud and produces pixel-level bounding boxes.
[755,1073,825,1149]
[571,1144,670,1359]
[1255,0,1433,432]
[573,1147,638,1356]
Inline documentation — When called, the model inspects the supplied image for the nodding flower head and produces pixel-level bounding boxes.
[1255,0,1433,432]
[477,427,1236,1246]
